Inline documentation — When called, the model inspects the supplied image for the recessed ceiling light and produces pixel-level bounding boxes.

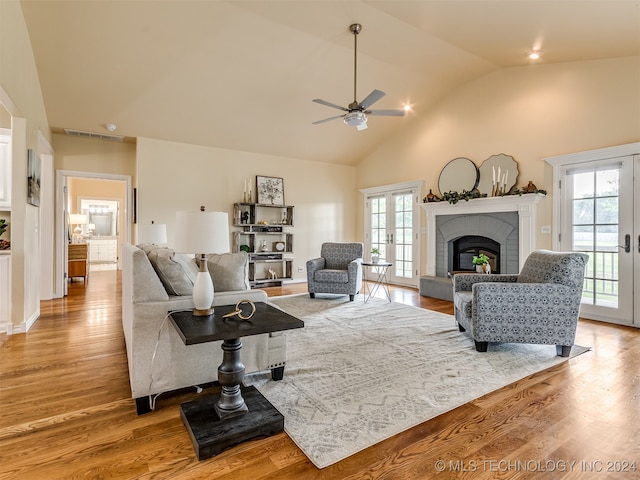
[105,123,117,132]
[529,52,541,60]
[403,104,412,112]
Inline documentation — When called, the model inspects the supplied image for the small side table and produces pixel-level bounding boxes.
[169,302,304,460]
[362,261,392,303]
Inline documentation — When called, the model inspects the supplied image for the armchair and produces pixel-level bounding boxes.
[307,242,364,301]
[453,250,588,357]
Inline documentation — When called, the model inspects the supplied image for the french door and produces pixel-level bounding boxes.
[362,181,423,287]
[548,144,639,326]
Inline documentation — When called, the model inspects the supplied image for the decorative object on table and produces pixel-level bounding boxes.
[472,253,491,273]
[268,268,278,280]
[525,180,538,193]
[371,247,381,263]
[241,211,250,224]
[27,149,41,207]
[273,241,285,252]
[476,153,519,197]
[137,220,167,245]
[438,157,479,196]
[174,206,230,316]
[69,213,88,243]
[260,239,269,252]
[221,299,256,320]
[256,175,284,205]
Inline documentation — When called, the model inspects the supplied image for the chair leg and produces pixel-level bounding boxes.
[556,345,572,357]
[458,323,466,332]
[474,340,488,352]
[309,292,315,298]
[271,365,285,381]
[349,295,355,301]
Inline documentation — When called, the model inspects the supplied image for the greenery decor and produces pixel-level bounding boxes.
[441,189,486,204]
[371,247,381,256]
[472,253,490,266]
[0,219,6,236]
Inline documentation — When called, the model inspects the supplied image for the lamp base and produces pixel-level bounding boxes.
[193,307,214,317]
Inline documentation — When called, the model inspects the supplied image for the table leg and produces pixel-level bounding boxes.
[215,338,248,419]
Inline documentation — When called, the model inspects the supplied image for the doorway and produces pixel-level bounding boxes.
[546,143,639,327]
[361,181,423,287]
[55,171,131,297]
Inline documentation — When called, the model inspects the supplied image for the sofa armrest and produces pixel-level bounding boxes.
[213,288,268,306]
[306,257,325,273]
[453,273,518,292]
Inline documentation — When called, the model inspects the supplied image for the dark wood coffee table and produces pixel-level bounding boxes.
[169,301,303,460]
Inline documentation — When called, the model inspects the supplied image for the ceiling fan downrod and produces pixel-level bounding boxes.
[350,23,362,108]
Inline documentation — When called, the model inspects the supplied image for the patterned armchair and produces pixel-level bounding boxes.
[307,242,364,301]
[453,250,588,357]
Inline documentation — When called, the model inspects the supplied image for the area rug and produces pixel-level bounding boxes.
[248,294,590,469]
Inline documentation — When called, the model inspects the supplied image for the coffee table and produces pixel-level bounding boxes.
[169,301,303,460]
[362,261,392,302]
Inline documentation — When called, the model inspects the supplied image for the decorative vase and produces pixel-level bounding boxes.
[426,189,436,202]
[372,255,379,263]
[261,240,269,252]
[476,264,490,274]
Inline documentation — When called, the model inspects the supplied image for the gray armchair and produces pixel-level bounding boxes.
[453,250,588,357]
[307,242,364,301]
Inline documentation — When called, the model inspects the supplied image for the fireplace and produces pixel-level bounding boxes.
[419,194,545,300]
[452,235,501,273]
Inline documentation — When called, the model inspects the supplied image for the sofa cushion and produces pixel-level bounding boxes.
[146,247,198,296]
[206,252,250,292]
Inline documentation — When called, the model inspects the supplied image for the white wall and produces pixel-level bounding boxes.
[136,137,357,281]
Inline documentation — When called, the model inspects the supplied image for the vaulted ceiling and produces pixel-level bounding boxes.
[20,0,640,165]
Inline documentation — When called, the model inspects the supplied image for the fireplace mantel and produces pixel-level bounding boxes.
[421,194,546,276]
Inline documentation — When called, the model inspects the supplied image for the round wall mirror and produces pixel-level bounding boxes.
[438,157,479,195]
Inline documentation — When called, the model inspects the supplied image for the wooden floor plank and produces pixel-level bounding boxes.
[0,271,638,479]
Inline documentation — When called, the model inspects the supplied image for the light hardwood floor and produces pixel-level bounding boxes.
[1,271,638,479]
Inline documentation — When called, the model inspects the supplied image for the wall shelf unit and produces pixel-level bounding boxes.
[233,203,294,287]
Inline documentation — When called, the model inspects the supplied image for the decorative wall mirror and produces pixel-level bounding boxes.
[477,154,519,196]
[438,157,479,195]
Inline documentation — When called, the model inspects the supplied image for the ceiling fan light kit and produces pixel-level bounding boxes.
[312,23,405,130]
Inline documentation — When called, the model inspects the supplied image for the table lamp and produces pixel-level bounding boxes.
[69,214,88,243]
[138,221,167,245]
[174,207,230,316]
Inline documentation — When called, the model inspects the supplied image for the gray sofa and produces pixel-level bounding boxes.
[122,243,286,414]
[453,250,588,357]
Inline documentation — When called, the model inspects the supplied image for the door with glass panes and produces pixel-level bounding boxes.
[558,154,638,326]
[367,190,419,287]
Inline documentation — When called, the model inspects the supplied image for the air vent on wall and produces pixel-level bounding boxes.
[64,128,124,142]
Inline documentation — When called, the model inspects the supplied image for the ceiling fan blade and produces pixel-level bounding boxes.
[312,114,345,125]
[359,89,386,109]
[312,98,349,112]
[366,109,406,117]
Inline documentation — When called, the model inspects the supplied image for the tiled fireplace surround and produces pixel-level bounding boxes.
[419,194,545,300]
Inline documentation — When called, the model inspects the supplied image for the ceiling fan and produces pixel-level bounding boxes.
[312,23,406,131]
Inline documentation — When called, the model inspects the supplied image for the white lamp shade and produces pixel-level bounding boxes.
[138,223,168,245]
[69,214,88,225]
[174,211,230,254]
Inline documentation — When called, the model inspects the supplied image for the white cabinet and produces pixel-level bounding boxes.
[233,203,294,287]
[88,238,117,263]
[0,255,10,327]
[0,130,11,209]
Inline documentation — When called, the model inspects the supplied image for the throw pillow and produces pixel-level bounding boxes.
[206,252,250,292]
[147,248,198,296]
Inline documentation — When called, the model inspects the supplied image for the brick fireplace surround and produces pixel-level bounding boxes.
[419,194,545,300]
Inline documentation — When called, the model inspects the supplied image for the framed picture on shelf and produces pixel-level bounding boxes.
[256,175,284,205]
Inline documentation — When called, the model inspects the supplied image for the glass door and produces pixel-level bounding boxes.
[560,156,635,324]
[364,182,422,287]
